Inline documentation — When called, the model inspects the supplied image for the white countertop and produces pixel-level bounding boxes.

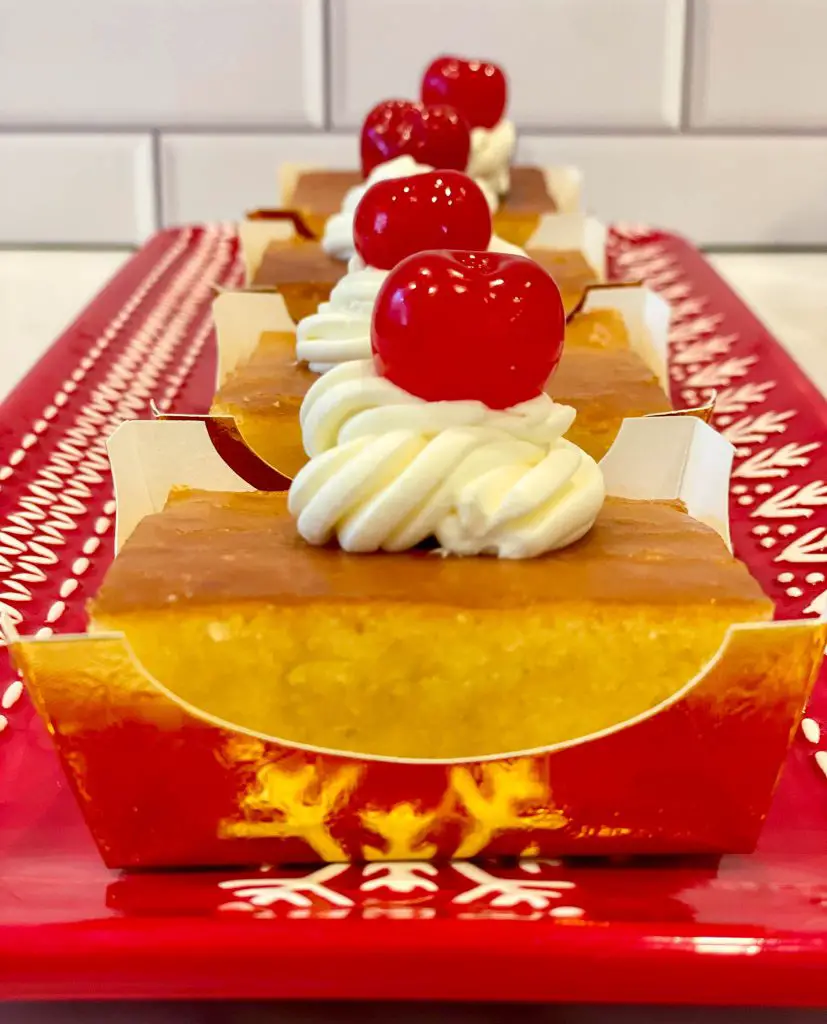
[1,249,826,403]
[0,249,131,399]
[708,252,827,397]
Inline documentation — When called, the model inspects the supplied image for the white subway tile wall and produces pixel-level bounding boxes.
[690,0,827,129]
[0,135,155,245]
[328,0,686,130]
[0,0,325,128]
[160,134,358,225]
[1,0,825,246]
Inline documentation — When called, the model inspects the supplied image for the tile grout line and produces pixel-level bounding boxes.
[321,0,333,132]
[5,125,827,138]
[678,0,696,130]
[150,128,164,230]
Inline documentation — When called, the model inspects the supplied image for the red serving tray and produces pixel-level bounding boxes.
[1,224,827,1005]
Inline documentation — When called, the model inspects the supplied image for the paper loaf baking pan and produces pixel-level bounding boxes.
[6,407,825,868]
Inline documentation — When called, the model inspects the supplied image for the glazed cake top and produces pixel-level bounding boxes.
[253,239,596,294]
[93,490,770,617]
[211,331,314,410]
[210,329,671,425]
[552,346,671,424]
[252,240,348,287]
[530,249,599,297]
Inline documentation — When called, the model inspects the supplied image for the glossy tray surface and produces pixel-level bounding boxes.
[1,225,826,1005]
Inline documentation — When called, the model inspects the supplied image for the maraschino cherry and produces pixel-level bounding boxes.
[360,99,470,177]
[353,170,492,271]
[421,56,507,130]
[372,251,565,410]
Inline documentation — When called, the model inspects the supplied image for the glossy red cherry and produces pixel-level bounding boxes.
[372,251,565,409]
[360,99,470,177]
[421,56,507,130]
[353,170,492,271]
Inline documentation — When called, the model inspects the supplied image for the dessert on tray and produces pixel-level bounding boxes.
[421,54,559,244]
[93,253,776,734]
[9,236,824,868]
[288,107,490,257]
[236,55,587,322]
[282,56,580,258]
[210,303,670,475]
[241,209,607,318]
[218,170,519,475]
[215,170,670,476]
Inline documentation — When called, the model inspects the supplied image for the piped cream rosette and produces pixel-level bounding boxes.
[288,360,605,558]
[466,119,517,196]
[321,155,498,262]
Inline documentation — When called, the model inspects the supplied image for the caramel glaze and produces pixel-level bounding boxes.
[92,490,770,618]
[210,331,670,427]
[553,347,672,425]
[212,332,313,410]
[251,239,596,301]
[252,240,347,288]
[290,166,557,219]
[530,249,599,298]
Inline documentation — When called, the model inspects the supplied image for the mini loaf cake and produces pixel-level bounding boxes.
[215,170,670,475]
[94,249,769,760]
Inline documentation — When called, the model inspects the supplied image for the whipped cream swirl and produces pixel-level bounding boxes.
[296,264,387,373]
[321,154,499,262]
[466,120,517,196]
[288,360,605,559]
[297,234,526,374]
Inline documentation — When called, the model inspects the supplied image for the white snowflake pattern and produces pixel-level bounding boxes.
[645,269,684,291]
[671,336,736,366]
[360,863,439,895]
[712,382,775,414]
[218,865,353,909]
[669,316,726,345]
[659,281,694,302]
[777,528,827,564]
[804,589,827,616]
[451,863,576,911]
[733,443,820,480]
[753,481,827,519]
[669,297,708,321]
[721,410,795,445]
[613,251,675,274]
[684,357,757,389]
